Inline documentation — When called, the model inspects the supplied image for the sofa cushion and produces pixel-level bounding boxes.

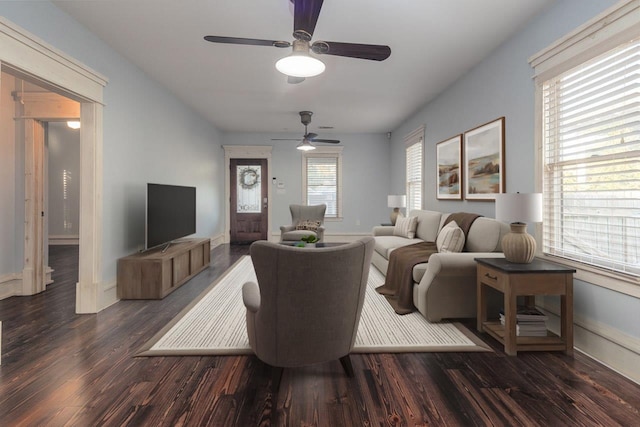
[374,236,423,258]
[410,210,442,242]
[465,217,508,252]
[436,220,465,253]
[393,215,418,238]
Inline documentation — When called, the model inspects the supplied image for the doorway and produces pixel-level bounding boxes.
[47,121,81,289]
[1,18,107,312]
[1,71,81,296]
[230,159,268,243]
[223,145,273,244]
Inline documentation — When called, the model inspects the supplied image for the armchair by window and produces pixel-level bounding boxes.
[242,237,375,387]
[279,204,326,242]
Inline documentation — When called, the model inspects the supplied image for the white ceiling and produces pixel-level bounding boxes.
[52,0,554,134]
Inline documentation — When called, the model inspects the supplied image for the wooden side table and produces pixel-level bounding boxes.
[475,257,575,356]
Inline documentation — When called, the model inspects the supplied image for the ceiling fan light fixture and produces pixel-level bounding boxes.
[276,54,325,78]
[276,39,325,78]
[296,140,316,151]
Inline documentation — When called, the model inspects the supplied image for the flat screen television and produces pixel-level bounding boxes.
[146,183,196,250]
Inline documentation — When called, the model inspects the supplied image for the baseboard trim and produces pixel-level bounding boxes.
[101,279,118,310]
[210,234,225,248]
[49,235,80,245]
[538,300,640,385]
[0,273,22,300]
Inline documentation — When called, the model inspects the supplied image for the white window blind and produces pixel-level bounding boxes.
[303,148,342,218]
[405,127,424,212]
[541,37,640,277]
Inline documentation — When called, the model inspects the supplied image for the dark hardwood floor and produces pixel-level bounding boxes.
[1,244,639,426]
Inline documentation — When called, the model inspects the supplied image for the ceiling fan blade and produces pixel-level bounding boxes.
[204,35,290,48]
[293,0,324,41]
[312,41,391,61]
[288,76,306,84]
[311,138,341,144]
[305,132,318,140]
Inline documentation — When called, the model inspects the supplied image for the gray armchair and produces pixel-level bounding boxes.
[242,237,375,384]
[280,204,326,242]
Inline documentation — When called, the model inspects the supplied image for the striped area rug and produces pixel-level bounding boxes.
[137,256,490,356]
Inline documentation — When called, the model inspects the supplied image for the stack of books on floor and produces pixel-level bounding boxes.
[500,306,548,337]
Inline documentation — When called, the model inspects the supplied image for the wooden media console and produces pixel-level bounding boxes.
[117,238,210,299]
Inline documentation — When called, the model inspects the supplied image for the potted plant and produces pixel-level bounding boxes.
[298,235,319,247]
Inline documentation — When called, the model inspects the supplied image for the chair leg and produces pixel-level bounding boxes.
[339,355,354,377]
[271,366,284,392]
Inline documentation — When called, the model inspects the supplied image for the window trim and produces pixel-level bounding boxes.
[530,0,640,295]
[301,146,343,221]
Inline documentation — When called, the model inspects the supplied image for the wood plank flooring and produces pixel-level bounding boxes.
[1,244,639,426]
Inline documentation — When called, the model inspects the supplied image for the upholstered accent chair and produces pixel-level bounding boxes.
[279,204,326,242]
[242,237,375,388]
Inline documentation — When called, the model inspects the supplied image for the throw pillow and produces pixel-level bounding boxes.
[295,220,321,232]
[436,220,466,253]
[393,215,418,239]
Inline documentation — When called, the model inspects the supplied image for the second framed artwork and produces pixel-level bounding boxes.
[463,117,505,201]
[436,135,463,200]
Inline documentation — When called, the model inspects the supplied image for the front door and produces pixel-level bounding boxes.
[230,159,268,243]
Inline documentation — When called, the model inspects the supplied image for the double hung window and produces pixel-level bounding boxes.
[531,1,640,283]
[302,147,343,219]
[405,126,424,212]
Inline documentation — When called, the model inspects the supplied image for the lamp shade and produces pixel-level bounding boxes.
[495,193,542,224]
[387,195,406,208]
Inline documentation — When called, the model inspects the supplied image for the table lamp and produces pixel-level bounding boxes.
[495,193,543,263]
[387,195,406,226]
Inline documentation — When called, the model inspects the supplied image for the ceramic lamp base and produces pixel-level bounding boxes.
[502,222,536,263]
[390,208,401,226]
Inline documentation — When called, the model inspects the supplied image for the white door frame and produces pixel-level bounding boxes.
[222,145,272,243]
[1,17,108,313]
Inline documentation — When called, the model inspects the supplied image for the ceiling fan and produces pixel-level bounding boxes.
[204,0,391,84]
[272,111,340,151]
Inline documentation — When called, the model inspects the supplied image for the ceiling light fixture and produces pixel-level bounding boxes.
[67,121,81,129]
[275,40,325,78]
[296,139,316,151]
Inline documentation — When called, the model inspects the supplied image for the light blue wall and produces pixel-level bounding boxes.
[47,122,80,237]
[1,2,225,282]
[390,0,640,339]
[0,73,17,275]
[221,132,391,233]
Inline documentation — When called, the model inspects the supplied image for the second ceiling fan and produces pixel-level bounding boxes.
[272,111,340,151]
[204,0,391,84]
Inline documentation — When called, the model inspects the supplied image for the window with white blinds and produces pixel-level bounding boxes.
[303,147,342,218]
[405,128,424,212]
[541,38,640,277]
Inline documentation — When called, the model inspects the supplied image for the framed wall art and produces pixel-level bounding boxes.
[436,134,462,200]
[463,117,505,201]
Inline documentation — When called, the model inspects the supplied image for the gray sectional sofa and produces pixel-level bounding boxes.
[372,209,509,322]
